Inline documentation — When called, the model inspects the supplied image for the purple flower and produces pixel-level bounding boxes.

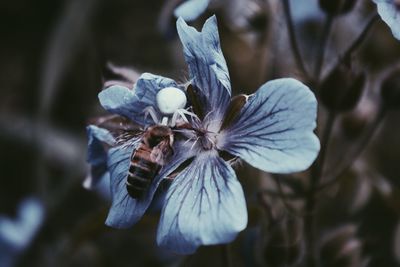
[86,15,320,254]
[373,0,400,40]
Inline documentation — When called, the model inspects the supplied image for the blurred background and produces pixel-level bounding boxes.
[1,0,400,266]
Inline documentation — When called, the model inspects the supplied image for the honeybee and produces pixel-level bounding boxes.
[123,85,242,199]
[92,84,197,199]
[126,125,174,199]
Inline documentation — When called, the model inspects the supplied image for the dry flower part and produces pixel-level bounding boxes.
[380,68,400,108]
[319,225,364,267]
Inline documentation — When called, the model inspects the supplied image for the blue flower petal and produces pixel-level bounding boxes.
[174,0,210,22]
[99,73,179,125]
[134,73,180,108]
[106,141,196,228]
[177,16,231,121]
[220,78,320,173]
[85,125,116,189]
[373,0,400,40]
[157,151,247,254]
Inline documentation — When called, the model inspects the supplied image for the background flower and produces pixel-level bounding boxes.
[0,198,44,267]
[174,0,211,21]
[373,0,400,40]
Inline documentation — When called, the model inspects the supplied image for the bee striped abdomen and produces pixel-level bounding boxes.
[126,145,161,199]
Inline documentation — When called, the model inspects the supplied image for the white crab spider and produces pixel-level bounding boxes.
[144,87,197,127]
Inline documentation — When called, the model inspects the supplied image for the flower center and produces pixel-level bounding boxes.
[189,126,218,151]
[199,130,217,150]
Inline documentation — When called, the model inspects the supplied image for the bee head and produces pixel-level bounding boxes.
[147,125,174,147]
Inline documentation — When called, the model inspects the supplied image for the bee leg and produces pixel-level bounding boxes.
[144,106,159,125]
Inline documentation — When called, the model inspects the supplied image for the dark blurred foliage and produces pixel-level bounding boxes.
[1,0,400,266]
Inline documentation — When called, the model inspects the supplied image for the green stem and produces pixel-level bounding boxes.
[341,13,379,63]
[282,0,310,80]
[305,112,336,267]
[314,15,334,82]
[222,244,233,267]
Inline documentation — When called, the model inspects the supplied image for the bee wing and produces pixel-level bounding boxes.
[150,140,173,165]
[89,114,142,133]
[86,115,143,189]
[88,114,143,144]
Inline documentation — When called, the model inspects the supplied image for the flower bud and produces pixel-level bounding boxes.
[319,0,357,16]
[340,114,367,139]
[247,12,269,34]
[320,225,363,267]
[380,69,400,109]
[340,98,375,139]
[319,64,365,112]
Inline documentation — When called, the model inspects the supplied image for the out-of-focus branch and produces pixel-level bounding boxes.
[36,0,101,200]
[317,106,387,191]
[158,0,182,37]
[39,0,100,117]
[326,13,379,78]
[340,13,379,64]
[0,114,87,172]
[103,62,141,88]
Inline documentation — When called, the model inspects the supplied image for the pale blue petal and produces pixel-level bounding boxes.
[106,141,196,228]
[86,125,116,189]
[93,172,112,200]
[174,0,210,22]
[98,85,140,122]
[87,125,115,165]
[134,73,180,108]
[220,78,320,173]
[0,198,44,249]
[157,151,247,254]
[373,0,400,40]
[99,73,179,125]
[177,16,231,120]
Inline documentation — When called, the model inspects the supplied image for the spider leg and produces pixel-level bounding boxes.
[177,109,189,124]
[143,106,159,125]
[180,108,198,119]
[170,111,179,127]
